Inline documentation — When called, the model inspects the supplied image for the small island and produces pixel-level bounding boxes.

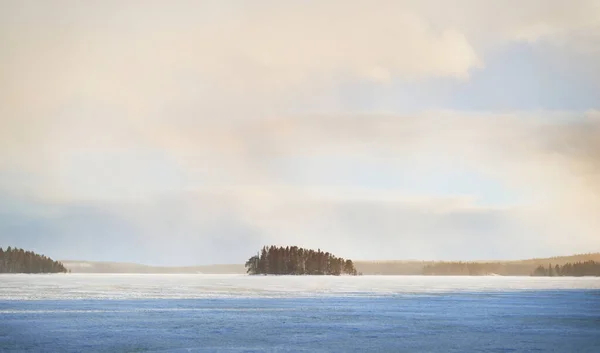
[0,246,68,273]
[245,246,358,275]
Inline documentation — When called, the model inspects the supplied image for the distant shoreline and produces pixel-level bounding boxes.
[60,253,600,275]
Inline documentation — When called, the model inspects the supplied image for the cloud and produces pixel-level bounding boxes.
[0,1,482,87]
[2,109,600,263]
[506,1,600,45]
[3,1,600,150]
[0,0,483,127]
[1,184,592,264]
[408,0,600,47]
[542,111,600,175]
[2,107,600,207]
[2,1,600,263]
[2,0,599,108]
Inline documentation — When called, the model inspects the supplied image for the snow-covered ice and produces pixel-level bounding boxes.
[1,274,599,352]
[2,274,600,300]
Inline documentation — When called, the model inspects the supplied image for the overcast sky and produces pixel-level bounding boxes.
[1,0,600,265]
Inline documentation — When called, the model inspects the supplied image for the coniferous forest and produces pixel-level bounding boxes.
[531,261,600,277]
[0,247,68,273]
[245,246,358,275]
[420,257,600,276]
[422,261,535,276]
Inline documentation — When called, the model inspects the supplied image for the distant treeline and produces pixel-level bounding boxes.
[245,246,358,275]
[421,259,600,276]
[0,247,68,273]
[516,253,600,266]
[422,262,536,276]
[355,253,600,275]
[531,261,600,277]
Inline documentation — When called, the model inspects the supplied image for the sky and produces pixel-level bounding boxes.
[1,0,600,266]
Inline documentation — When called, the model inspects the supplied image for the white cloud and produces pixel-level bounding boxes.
[0,1,482,100]
[2,109,600,261]
[2,1,600,262]
[2,0,599,105]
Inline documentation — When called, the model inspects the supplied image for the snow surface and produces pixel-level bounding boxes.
[2,274,600,300]
[1,275,599,352]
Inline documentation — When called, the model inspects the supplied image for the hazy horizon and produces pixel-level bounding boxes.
[57,250,600,268]
[2,1,600,266]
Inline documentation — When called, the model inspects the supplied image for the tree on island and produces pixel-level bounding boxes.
[0,246,68,273]
[245,246,358,275]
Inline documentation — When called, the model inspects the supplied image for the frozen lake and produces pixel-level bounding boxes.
[1,274,600,352]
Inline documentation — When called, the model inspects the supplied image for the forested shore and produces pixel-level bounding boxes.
[245,246,358,275]
[531,261,600,276]
[422,261,535,276]
[5,244,597,276]
[0,247,68,273]
[421,260,600,276]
